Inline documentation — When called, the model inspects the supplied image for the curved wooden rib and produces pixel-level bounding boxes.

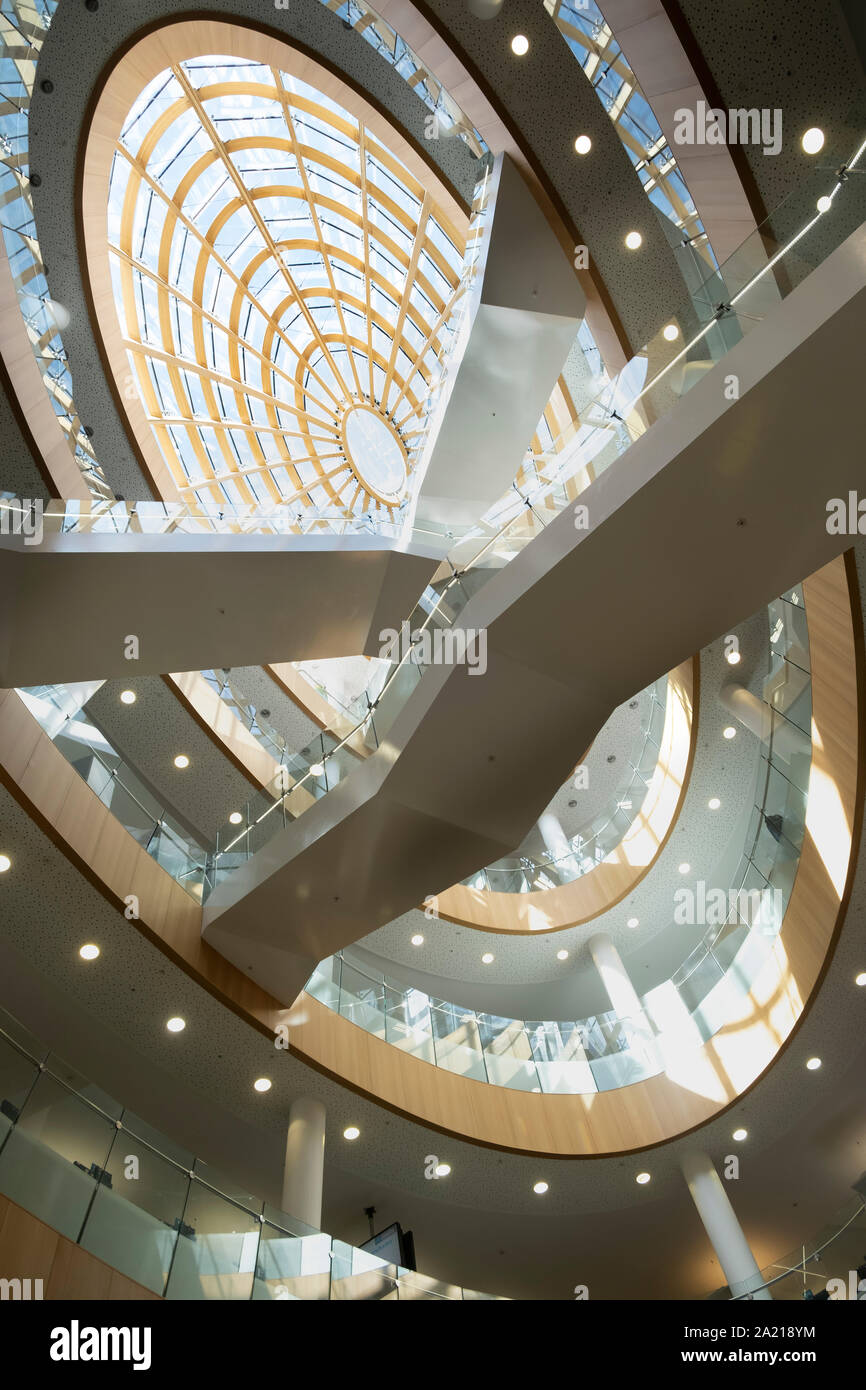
[1,553,859,1154]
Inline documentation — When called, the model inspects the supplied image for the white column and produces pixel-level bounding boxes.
[587,931,644,1019]
[538,811,571,864]
[719,683,809,763]
[281,1097,326,1229]
[681,1150,772,1299]
[587,932,659,1069]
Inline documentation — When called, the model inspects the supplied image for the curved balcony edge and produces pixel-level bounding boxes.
[0,552,860,1156]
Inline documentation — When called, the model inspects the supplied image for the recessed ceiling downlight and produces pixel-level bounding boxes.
[556,949,569,961]
[481,952,495,964]
[174,754,189,769]
[229,812,243,825]
[574,134,592,155]
[732,1127,748,1141]
[411,934,424,946]
[254,1077,272,1092]
[856,972,866,987]
[435,1162,451,1178]
[343,1126,360,1141]
[708,797,721,810]
[0,854,11,873]
[817,195,832,213]
[533,1181,549,1195]
[662,324,679,341]
[166,1017,186,1033]
[625,231,642,250]
[636,1172,651,1185]
[79,944,100,960]
[678,862,690,875]
[806,1057,822,1071]
[723,726,737,740]
[511,34,529,55]
[627,916,639,928]
[120,690,136,704]
[801,127,825,154]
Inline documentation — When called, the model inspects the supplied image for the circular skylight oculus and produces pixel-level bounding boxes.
[342,405,407,504]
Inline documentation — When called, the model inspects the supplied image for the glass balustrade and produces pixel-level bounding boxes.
[317,0,487,158]
[469,676,668,894]
[14,683,209,899]
[544,0,715,271]
[0,1004,504,1300]
[0,0,111,500]
[706,1195,866,1301]
[303,590,812,1094]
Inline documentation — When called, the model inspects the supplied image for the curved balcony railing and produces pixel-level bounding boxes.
[301,588,811,1094]
[463,676,668,894]
[545,0,715,269]
[0,0,110,499]
[13,682,209,899]
[205,151,861,879]
[317,0,487,159]
[0,1003,502,1300]
[707,1194,866,1301]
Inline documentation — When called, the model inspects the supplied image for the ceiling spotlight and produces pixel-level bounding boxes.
[856,972,866,987]
[173,754,189,769]
[481,952,494,964]
[411,933,424,946]
[310,761,324,776]
[79,943,100,960]
[556,948,569,961]
[627,916,639,928]
[533,1181,549,1195]
[662,324,679,341]
[725,650,741,665]
[678,862,690,875]
[343,1126,360,1141]
[253,1077,272,1092]
[166,1017,186,1033]
[801,127,825,154]
[636,1172,651,1185]
[435,1162,451,1178]
[708,797,721,810]
[574,134,592,155]
[732,1127,748,1141]
[0,854,11,873]
[625,231,642,250]
[120,690,136,704]
[511,34,529,55]
[817,195,832,213]
[806,1057,822,1071]
[723,726,737,740]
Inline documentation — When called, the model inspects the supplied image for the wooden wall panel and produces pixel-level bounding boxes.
[0,1195,160,1300]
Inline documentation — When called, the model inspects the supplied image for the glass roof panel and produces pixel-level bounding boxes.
[107,54,466,515]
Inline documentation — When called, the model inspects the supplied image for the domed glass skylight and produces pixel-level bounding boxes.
[106,56,466,516]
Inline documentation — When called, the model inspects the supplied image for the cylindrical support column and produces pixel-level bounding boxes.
[587,932,644,1019]
[587,932,659,1067]
[681,1150,771,1300]
[281,1097,326,1229]
[538,811,571,865]
[719,683,810,763]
